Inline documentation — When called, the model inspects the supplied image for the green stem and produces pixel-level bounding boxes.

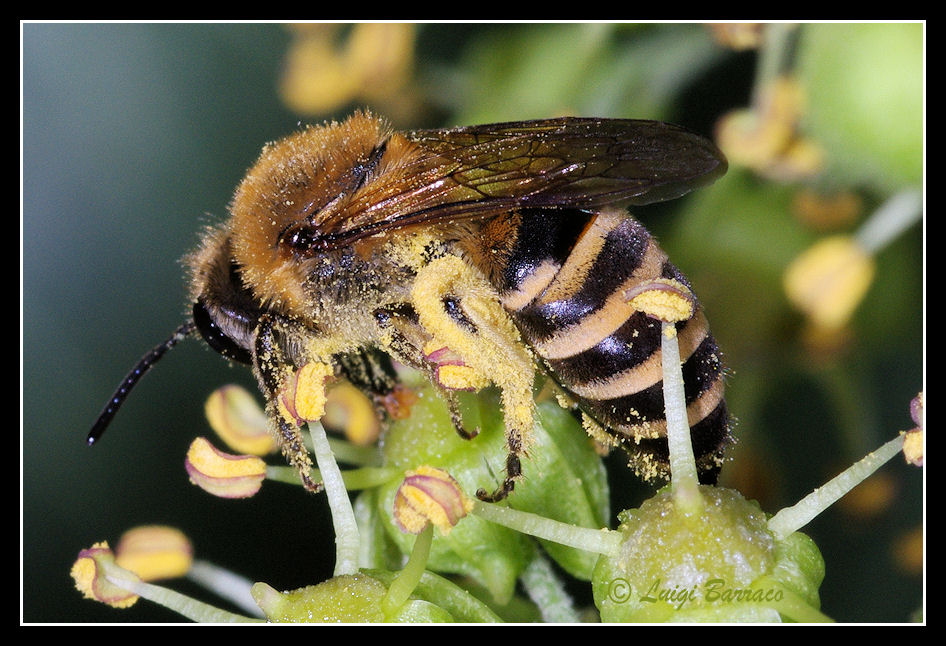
[751,22,795,108]
[383,524,433,617]
[767,434,905,540]
[308,421,360,576]
[327,436,383,466]
[855,189,923,255]
[186,559,264,618]
[298,433,382,466]
[105,573,264,623]
[365,568,503,623]
[753,576,834,623]
[661,323,701,514]
[266,465,399,490]
[472,501,621,556]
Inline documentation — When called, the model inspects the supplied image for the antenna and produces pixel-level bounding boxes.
[87,320,197,446]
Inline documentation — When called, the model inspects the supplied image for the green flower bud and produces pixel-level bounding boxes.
[592,485,827,622]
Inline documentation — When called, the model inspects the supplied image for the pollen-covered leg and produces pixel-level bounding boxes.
[334,349,400,432]
[411,255,536,502]
[273,414,322,493]
[254,314,323,493]
[375,304,478,440]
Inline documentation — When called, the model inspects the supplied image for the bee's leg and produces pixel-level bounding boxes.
[411,255,537,503]
[374,304,475,439]
[254,314,321,493]
[334,348,401,429]
[335,348,398,399]
[274,415,322,494]
[476,437,523,503]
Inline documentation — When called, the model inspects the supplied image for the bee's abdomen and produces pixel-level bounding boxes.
[496,207,729,482]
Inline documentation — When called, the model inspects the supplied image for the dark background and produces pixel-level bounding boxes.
[23,22,923,623]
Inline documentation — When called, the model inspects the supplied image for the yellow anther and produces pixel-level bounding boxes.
[204,385,276,456]
[625,278,696,323]
[71,542,140,609]
[185,437,267,498]
[393,466,473,536]
[115,526,193,581]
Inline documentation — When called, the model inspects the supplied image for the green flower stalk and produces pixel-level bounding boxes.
[117,578,262,623]
[308,420,360,577]
[382,525,434,616]
[854,189,922,255]
[186,560,264,619]
[266,464,398,490]
[660,319,702,514]
[767,434,907,541]
[471,502,620,557]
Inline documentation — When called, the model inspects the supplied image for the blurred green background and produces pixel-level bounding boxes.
[23,22,923,623]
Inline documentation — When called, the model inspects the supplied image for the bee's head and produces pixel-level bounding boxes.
[191,297,254,365]
[187,226,263,365]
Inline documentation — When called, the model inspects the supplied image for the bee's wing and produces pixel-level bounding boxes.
[311,118,727,247]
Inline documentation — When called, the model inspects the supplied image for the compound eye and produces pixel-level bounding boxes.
[192,300,253,364]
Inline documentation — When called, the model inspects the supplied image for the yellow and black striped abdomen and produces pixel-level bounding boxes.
[490,206,730,483]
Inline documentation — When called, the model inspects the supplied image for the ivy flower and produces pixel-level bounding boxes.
[784,235,875,330]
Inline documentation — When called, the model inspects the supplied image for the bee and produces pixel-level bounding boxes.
[88,111,729,502]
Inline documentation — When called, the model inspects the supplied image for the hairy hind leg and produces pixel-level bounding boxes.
[411,255,537,502]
